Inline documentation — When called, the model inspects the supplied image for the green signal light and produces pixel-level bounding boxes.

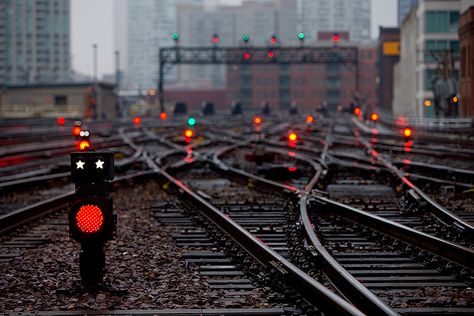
[172,32,180,41]
[298,32,305,40]
[187,117,196,126]
[242,34,250,42]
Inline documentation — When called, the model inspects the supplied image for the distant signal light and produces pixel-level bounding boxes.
[270,35,277,45]
[403,127,412,138]
[306,115,314,123]
[253,116,262,125]
[184,128,194,138]
[288,132,298,142]
[160,112,168,120]
[72,126,82,137]
[133,117,141,125]
[57,117,65,126]
[79,140,91,151]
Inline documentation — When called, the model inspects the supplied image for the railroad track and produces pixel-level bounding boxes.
[0,132,361,314]
[1,115,474,315]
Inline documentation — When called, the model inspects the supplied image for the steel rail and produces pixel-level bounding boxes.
[212,142,398,315]
[357,136,474,239]
[155,164,364,316]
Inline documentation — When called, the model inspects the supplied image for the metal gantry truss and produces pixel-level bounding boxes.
[158,46,359,111]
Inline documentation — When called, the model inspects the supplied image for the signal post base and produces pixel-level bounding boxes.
[56,282,128,296]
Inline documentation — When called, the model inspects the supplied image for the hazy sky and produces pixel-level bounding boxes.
[71,0,398,78]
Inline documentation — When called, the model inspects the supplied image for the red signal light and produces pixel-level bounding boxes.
[75,204,104,233]
[270,35,277,45]
[243,52,251,60]
[160,112,168,120]
[267,51,275,58]
[403,127,412,138]
[371,113,379,121]
[333,33,340,43]
[184,128,194,138]
[133,117,141,125]
[254,116,262,125]
[212,34,219,44]
[79,140,91,151]
[288,132,298,142]
[354,107,361,115]
[306,115,314,123]
[73,126,82,136]
[57,117,65,125]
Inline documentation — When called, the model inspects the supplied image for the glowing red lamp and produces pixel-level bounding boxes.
[75,204,104,234]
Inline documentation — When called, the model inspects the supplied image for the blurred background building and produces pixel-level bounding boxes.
[393,0,461,118]
[459,0,474,116]
[398,0,419,24]
[0,0,71,85]
[300,0,371,43]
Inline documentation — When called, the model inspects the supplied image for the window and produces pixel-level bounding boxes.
[426,11,459,33]
[425,40,459,62]
[449,12,459,32]
[54,95,67,105]
[424,69,439,90]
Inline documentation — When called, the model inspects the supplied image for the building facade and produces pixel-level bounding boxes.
[393,0,461,118]
[0,0,71,85]
[459,0,474,116]
[377,27,400,113]
[0,82,116,119]
[300,0,371,43]
[226,43,377,112]
[399,0,419,25]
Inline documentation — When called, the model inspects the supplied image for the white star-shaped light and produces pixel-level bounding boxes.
[95,159,104,169]
[76,160,85,169]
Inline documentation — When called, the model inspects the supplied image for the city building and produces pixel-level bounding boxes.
[398,0,419,25]
[300,0,371,43]
[0,82,116,119]
[123,0,204,91]
[377,27,400,113]
[0,0,71,84]
[175,0,299,89]
[459,0,474,116]
[392,0,461,118]
[226,42,377,112]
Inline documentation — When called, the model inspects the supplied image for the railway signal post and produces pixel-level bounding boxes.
[60,151,124,294]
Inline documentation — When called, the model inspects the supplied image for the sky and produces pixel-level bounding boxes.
[71,0,398,79]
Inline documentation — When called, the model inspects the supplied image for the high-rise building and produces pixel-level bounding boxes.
[300,0,371,43]
[398,0,418,25]
[0,0,71,84]
[176,0,299,89]
[125,0,203,91]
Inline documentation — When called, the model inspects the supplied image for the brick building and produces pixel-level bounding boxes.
[226,44,377,113]
[459,4,474,116]
[377,27,400,113]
